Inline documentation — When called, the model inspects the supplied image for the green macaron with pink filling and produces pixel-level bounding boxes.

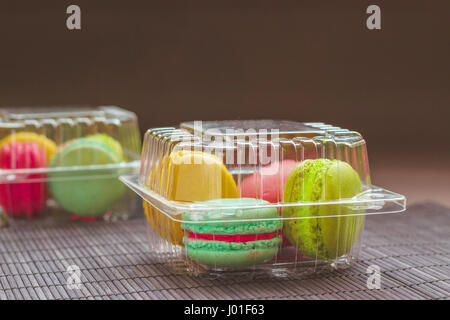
[182,198,283,268]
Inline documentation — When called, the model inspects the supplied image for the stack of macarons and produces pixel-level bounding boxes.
[182,198,283,268]
[0,131,127,219]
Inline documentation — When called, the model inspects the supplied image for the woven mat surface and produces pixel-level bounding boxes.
[0,202,449,300]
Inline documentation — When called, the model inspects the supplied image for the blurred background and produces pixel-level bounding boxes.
[0,0,448,205]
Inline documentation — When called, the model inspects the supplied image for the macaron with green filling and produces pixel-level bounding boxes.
[282,159,364,261]
[48,134,126,217]
[182,198,283,268]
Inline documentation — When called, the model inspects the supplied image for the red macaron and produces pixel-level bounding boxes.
[0,142,48,217]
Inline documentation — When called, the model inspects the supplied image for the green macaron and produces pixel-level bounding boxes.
[182,198,283,268]
[48,134,126,217]
[282,159,364,261]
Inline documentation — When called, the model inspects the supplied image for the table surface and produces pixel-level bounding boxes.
[0,202,449,300]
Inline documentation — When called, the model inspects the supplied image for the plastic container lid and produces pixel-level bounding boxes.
[122,120,405,221]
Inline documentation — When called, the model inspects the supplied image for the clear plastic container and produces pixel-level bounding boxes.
[0,106,141,223]
[121,120,406,278]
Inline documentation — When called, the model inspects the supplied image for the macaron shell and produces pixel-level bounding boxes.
[167,150,238,201]
[183,198,280,222]
[282,161,317,254]
[143,157,186,246]
[241,160,297,203]
[0,132,56,162]
[0,142,47,217]
[185,238,282,268]
[317,161,364,258]
[84,134,125,161]
[183,220,283,235]
[282,159,364,260]
[50,139,122,167]
[48,139,125,217]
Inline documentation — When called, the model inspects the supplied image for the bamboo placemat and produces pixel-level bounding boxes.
[0,202,449,300]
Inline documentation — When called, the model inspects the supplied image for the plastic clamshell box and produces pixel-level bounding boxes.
[0,106,141,223]
[121,120,406,278]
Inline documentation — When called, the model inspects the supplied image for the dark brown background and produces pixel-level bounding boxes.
[0,1,449,205]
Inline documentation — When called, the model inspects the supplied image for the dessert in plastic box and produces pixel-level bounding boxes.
[120,120,406,277]
[0,106,141,221]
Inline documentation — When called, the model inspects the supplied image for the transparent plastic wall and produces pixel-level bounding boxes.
[122,120,405,278]
[0,106,141,222]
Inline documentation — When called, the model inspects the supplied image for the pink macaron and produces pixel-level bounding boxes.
[0,142,47,217]
[241,160,297,203]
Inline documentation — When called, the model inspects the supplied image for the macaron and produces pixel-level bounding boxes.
[0,132,56,162]
[282,159,364,260]
[48,134,125,217]
[182,198,283,268]
[166,150,238,202]
[0,141,47,217]
[241,160,297,203]
[85,133,125,160]
[143,150,239,246]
